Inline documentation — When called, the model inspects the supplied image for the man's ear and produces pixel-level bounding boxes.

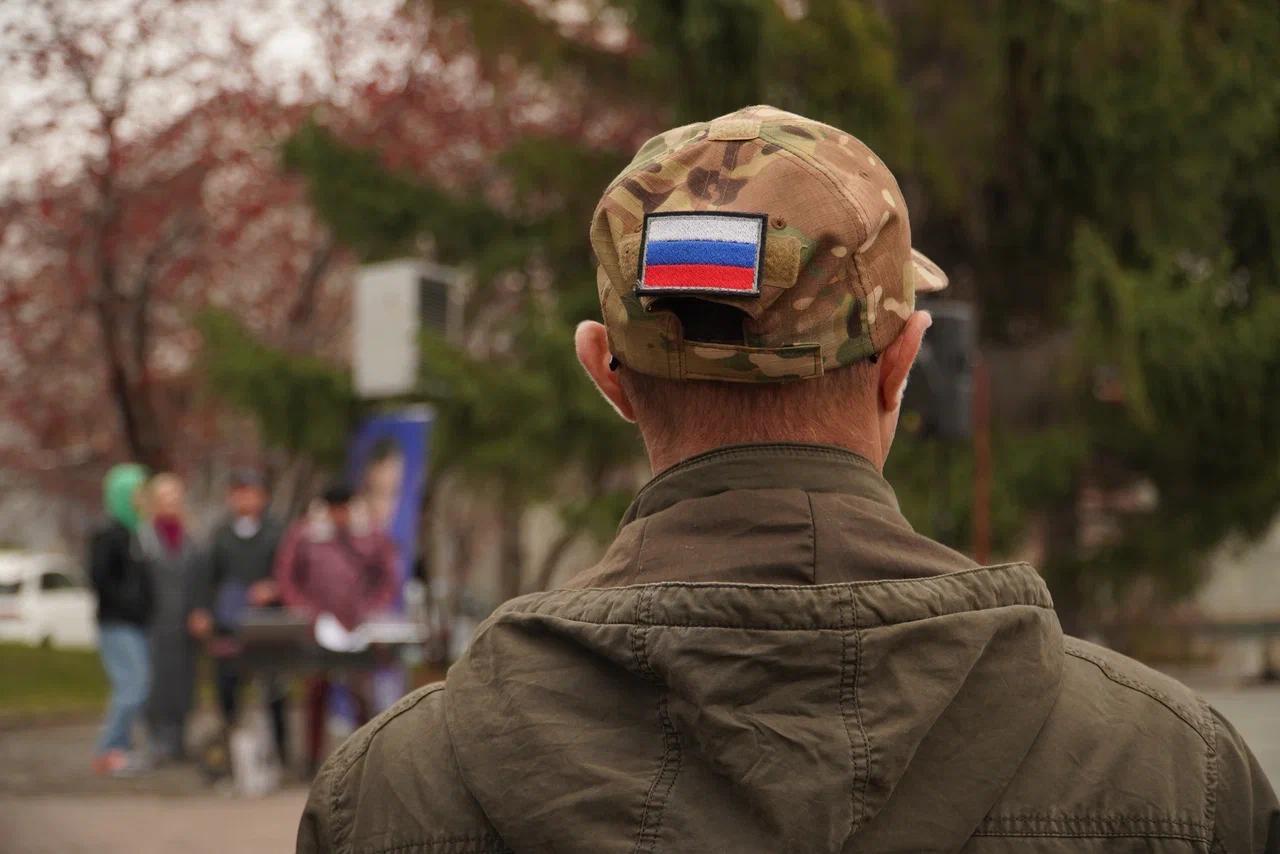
[878,310,932,413]
[575,320,637,422]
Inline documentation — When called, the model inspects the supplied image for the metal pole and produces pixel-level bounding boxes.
[972,355,992,564]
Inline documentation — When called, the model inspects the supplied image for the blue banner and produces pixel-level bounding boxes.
[345,407,433,600]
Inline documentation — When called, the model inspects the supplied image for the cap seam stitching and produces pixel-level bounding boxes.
[766,133,886,357]
[596,126,707,206]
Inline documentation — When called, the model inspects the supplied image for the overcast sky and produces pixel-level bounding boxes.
[0,0,409,193]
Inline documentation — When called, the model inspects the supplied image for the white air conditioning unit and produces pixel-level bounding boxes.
[353,259,460,398]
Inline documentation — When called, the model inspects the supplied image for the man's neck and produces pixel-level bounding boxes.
[645,432,883,475]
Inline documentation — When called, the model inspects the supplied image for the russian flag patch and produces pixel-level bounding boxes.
[636,211,767,297]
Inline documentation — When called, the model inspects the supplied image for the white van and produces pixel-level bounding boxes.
[0,552,97,649]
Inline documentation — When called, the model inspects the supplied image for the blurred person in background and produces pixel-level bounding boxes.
[188,468,288,764]
[139,472,200,763]
[88,463,152,777]
[359,437,405,533]
[275,483,398,775]
[299,107,1277,852]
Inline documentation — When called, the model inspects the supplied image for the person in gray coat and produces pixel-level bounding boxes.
[138,472,199,762]
[187,468,288,762]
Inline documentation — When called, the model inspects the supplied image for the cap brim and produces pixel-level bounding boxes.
[911,248,949,293]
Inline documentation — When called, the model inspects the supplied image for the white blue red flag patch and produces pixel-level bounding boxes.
[636,211,767,297]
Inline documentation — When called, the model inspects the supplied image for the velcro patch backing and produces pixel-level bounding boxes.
[707,117,761,141]
[636,212,767,297]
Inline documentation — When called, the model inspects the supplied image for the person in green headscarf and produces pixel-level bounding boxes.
[89,463,154,776]
[103,463,147,531]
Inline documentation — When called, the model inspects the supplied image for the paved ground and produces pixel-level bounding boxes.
[0,792,306,854]
[0,721,212,798]
[0,683,1274,853]
[0,718,309,853]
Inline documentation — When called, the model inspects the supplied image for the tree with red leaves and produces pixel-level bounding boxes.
[0,0,409,503]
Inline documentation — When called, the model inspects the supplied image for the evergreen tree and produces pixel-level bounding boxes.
[284,0,1280,619]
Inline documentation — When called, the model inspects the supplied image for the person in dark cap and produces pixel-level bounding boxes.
[188,467,288,763]
[274,483,398,631]
[275,482,399,774]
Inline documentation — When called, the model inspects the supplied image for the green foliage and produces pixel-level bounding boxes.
[1035,0,1280,600]
[283,122,511,265]
[756,1,910,155]
[415,314,642,542]
[434,0,635,91]
[197,310,356,465]
[0,643,105,716]
[882,0,1280,608]
[283,1,919,537]
[286,0,1280,608]
[888,427,1088,555]
[495,136,628,312]
[1072,228,1280,590]
[283,121,639,547]
[285,123,622,313]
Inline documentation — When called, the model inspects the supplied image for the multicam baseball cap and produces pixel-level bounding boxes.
[589,105,948,383]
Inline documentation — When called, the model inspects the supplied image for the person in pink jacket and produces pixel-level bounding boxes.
[274,483,399,773]
[274,484,398,631]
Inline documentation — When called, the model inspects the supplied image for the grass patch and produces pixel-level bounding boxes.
[0,643,106,715]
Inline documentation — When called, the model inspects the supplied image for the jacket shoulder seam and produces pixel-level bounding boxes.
[976,813,1213,843]
[332,683,448,784]
[371,836,510,854]
[1205,710,1221,846]
[631,515,650,583]
[630,586,683,853]
[805,491,817,584]
[839,585,871,834]
[328,683,450,853]
[480,604,1051,633]
[1064,640,1212,749]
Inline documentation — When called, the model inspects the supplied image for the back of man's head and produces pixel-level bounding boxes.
[618,360,875,459]
[578,106,945,472]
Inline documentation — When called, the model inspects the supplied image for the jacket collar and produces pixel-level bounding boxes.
[621,442,900,527]
[567,443,974,589]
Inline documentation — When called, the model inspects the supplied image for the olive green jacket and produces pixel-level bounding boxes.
[299,444,1277,853]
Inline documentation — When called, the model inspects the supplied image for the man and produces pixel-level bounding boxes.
[188,468,288,762]
[89,463,152,776]
[299,106,1277,852]
[276,483,399,775]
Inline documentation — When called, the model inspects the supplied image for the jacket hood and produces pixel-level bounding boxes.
[446,569,1062,852]
[103,463,148,531]
[444,446,1066,853]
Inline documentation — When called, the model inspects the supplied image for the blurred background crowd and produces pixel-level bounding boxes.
[0,0,1277,849]
[86,464,405,780]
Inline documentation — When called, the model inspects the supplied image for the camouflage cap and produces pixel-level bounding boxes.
[589,105,947,383]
